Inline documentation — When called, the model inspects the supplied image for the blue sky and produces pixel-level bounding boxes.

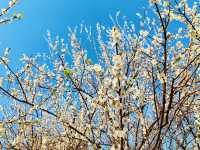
[0,0,147,63]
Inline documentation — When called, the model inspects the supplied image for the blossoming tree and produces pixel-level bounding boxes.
[0,0,22,25]
[0,0,199,149]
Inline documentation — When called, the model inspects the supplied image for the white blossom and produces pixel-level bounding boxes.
[110,26,121,44]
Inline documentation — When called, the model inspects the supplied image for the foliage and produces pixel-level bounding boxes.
[0,0,199,149]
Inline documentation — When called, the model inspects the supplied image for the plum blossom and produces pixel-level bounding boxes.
[93,64,102,73]
[0,77,3,87]
[112,55,124,70]
[140,30,149,37]
[149,0,161,4]
[110,26,121,44]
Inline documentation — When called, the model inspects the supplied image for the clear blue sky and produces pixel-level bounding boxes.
[0,0,146,63]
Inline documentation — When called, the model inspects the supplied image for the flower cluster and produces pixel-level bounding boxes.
[0,0,22,25]
[0,0,199,149]
[110,26,122,44]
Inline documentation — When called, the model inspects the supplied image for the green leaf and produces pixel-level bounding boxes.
[64,69,73,76]
[163,1,170,7]
[13,12,23,20]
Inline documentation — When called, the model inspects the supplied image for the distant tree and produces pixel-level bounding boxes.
[0,0,199,149]
[0,0,23,25]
